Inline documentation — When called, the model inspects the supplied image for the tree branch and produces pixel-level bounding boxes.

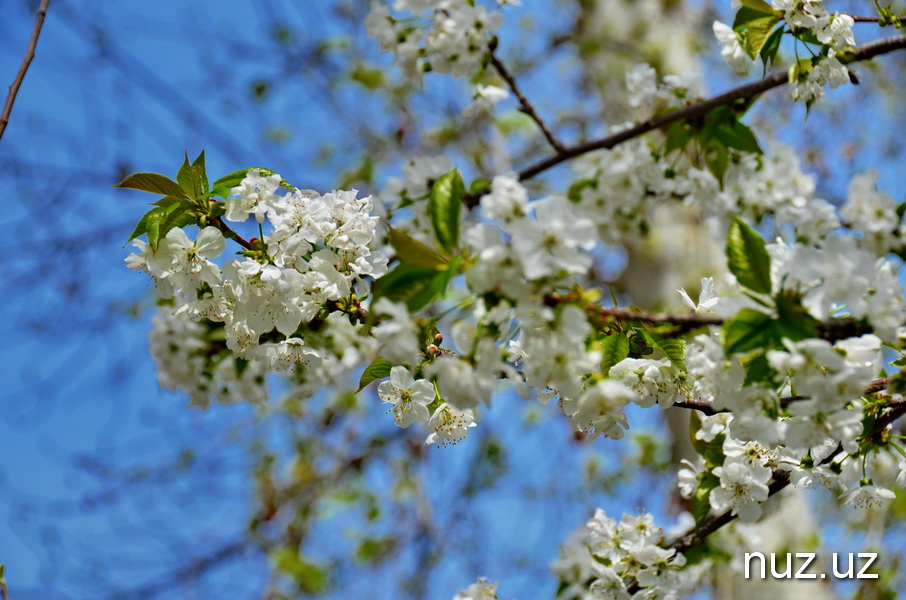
[575,302,874,343]
[488,51,567,153]
[211,217,252,250]
[1,0,51,141]
[516,34,906,181]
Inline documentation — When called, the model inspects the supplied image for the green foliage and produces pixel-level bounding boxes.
[636,328,686,372]
[726,217,772,295]
[358,357,393,391]
[428,169,464,251]
[387,227,450,268]
[176,150,210,199]
[371,258,459,313]
[600,333,630,374]
[722,308,774,355]
[114,172,189,199]
[692,472,720,528]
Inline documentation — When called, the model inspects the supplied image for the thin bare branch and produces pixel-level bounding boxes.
[0,0,51,141]
[517,34,906,181]
[489,51,567,153]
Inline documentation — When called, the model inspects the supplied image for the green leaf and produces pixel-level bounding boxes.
[428,169,464,251]
[192,150,209,196]
[775,291,819,341]
[692,472,721,528]
[159,202,197,242]
[151,195,188,207]
[744,15,781,58]
[664,121,694,154]
[388,227,449,268]
[177,152,201,199]
[469,177,492,196]
[372,263,443,312]
[114,172,190,199]
[703,140,729,183]
[722,308,774,355]
[759,25,784,71]
[145,205,178,251]
[739,0,774,12]
[637,329,686,372]
[714,119,762,154]
[726,217,772,294]
[358,357,393,391]
[211,186,231,199]
[211,167,290,190]
[600,334,630,374]
[890,356,906,368]
[733,6,775,30]
[743,353,775,386]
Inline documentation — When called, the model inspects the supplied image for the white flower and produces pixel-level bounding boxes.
[713,21,748,74]
[678,276,719,314]
[377,366,435,428]
[425,402,477,446]
[570,380,637,440]
[840,484,896,508]
[710,461,770,522]
[156,226,225,293]
[480,174,529,221]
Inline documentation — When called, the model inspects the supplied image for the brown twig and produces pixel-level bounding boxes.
[850,15,904,23]
[0,0,51,141]
[211,217,252,250]
[575,301,874,343]
[516,34,906,181]
[488,51,567,153]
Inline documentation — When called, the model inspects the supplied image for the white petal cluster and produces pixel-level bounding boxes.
[584,510,701,599]
[366,1,508,81]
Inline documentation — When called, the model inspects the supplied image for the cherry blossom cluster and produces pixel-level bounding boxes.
[713,0,856,103]
[582,509,701,599]
[366,0,513,81]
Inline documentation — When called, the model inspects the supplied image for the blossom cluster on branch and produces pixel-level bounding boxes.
[119,0,906,596]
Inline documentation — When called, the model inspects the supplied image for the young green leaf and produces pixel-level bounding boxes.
[114,172,190,199]
[722,308,774,355]
[743,15,781,58]
[372,263,444,312]
[739,0,774,12]
[714,119,762,154]
[429,169,464,251]
[759,25,785,71]
[177,152,201,199]
[192,150,209,196]
[637,329,687,372]
[387,227,450,268]
[726,217,772,294]
[600,334,630,374]
[358,357,393,391]
[692,472,721,529]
